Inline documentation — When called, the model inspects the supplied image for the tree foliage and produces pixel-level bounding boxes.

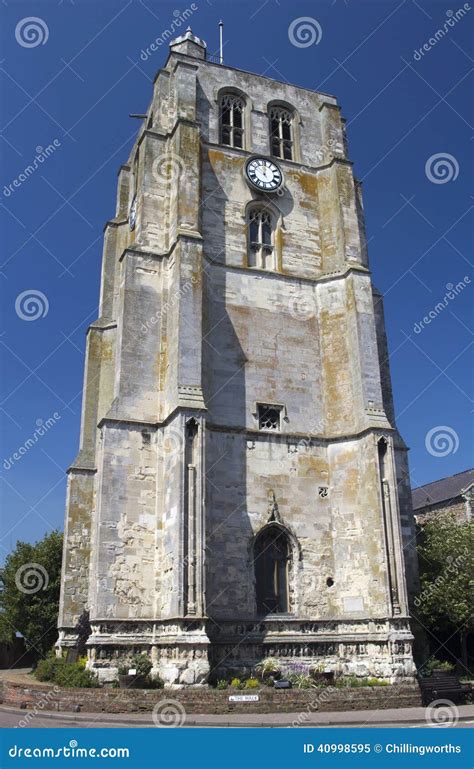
[415,514,473,662]
[0,530,63,659]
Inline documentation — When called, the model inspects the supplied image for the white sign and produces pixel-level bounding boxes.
[128,668,137,675]
[228,694,259,702]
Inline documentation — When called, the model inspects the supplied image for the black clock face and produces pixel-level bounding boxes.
[245,157,283,192]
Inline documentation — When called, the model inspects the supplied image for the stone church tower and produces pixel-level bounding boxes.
[58,29,418,684]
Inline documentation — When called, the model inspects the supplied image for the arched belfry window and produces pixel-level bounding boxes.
[247,207,274,270]
[269,106,294,160]
[254,525,291,615]
[220,93,245,148]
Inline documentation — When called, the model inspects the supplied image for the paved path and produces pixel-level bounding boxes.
[1,704,473,729]
[0,668,34,684]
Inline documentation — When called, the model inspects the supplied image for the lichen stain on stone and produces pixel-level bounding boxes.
[295,171,317,200]
[207,148,242,175]
[297,455,328,478]
[158,339,168,392]
[88,334,102,363]
[100,338,114,363]
[62,478,93,617]
[345,279,357,314]
[320,310,352,427]
[337,166,353,208]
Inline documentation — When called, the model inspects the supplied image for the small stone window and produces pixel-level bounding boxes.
[258,404,281,432]
[248,207,274,270]
[269,106,293,160]
[220,93,244,148]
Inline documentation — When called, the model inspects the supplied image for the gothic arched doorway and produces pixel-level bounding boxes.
[254,525,291,615]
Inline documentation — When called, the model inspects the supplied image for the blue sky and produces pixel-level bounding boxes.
[0,0,472,556]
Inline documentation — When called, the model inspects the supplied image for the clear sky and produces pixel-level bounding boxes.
[0,0,472,558]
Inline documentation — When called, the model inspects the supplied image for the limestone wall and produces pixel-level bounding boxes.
[205,431,391,621]
[90,423,157,619]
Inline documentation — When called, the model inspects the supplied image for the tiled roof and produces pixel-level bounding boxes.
[412,468,474,511]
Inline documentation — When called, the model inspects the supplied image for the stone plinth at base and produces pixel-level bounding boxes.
[58,616,416,686]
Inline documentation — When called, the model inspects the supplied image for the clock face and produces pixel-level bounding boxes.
[245,157,283,192]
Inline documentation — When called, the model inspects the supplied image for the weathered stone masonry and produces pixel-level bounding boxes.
[58,29,419,684]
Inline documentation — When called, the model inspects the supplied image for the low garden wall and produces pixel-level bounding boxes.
[0,677,422,716]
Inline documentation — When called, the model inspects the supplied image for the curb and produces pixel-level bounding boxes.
[2,704,474,728]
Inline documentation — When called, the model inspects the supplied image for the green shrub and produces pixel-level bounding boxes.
[35,653,63,682]
[230,677,241,688]
[289,673,315,689]
[421,658,455,675]
[55,664,99,689]
[35,654,98,688]
[255,658,281,680]
[366,677,389,687]
[309,664,325,679]
[245,678,259,689]
[335,675,361,688]
[130,653,152,678]
[116,656,161,688]
[335,675,389,688]
[216,679,228,690]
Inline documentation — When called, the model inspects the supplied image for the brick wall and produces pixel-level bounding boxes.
[0,678,421,715]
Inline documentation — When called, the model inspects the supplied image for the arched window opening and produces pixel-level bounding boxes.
[220,93,244,148]
[254,526,291,615]
[269,106,293,160]
[248,207,274,270]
